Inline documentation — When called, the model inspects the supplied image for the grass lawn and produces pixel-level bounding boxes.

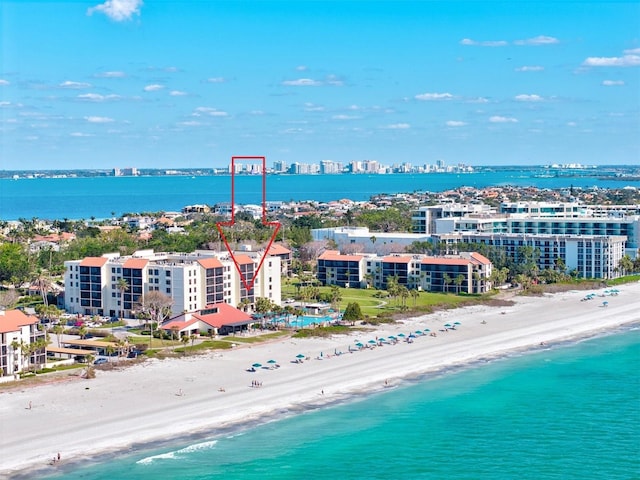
[283,282,485,318]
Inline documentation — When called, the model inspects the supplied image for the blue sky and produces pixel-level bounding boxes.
[1,0,639,169]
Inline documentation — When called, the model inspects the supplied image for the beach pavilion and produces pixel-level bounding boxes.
[161,303,253,337]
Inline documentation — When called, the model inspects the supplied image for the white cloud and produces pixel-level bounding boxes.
[515,94,544,102]
[304,103,325,112]
[193,107,228,117]
[87,0,143,22]
[60,80,91,89]
[143,84,164,92]
[206,77,227,83]
[70,132,95,137]
[77,93,121,102]
[325,75,344,86]
[295,65,308,71]
[460,38,508,47]
[623,47,640,54]
[0,79,10,86]
[567,122,577,127]
[468,97,490,104]
[602,80,625,86]
[249,110,265,116]
[332,114,359,120]
[516,65,544,72]
[489,115,518,123]
[178,121,203,127]
[85,116,114,123]
[582,55,640,67]
[169,90,188,96]
[282,78,322,86]
[415,92,453,101]
[445,120,467,127]
[515,35,559,46]
[93,71,126,78]
[384,123,411,129]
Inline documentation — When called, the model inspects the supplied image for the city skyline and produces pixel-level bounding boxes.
[1,0,639,170]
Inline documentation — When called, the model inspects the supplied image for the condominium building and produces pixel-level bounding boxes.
[412,203,495,234]
[317,250,492,294]
[434,232,626,280]
[64,248,282,318]
[0,309,46,379]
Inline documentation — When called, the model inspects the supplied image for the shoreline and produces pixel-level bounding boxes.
[2,283,639,479]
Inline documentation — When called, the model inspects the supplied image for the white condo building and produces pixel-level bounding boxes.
[64,248,282,318]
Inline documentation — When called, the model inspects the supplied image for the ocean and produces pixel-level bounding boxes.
[1,170,637,221]
[43,327,640,480]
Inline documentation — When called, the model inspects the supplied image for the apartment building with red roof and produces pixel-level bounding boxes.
[0,309,46,379]
[317,251,492,294]
[64,247,282,319]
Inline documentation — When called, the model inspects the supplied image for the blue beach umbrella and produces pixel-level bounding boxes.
[252,363,262,368]
[444,323,452,328]
[296,354,305,359]
[414,330,423,335]
[397,333,406,338]
[454,322,461,325]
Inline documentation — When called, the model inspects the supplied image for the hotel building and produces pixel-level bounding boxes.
[317,250,492,294]
[64,248,282,318]
[0,309,47,379]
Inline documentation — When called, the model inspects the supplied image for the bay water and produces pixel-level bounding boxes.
[1,171,637,220]
[44,327,639,480]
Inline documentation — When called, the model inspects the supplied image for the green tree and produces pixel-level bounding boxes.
[455,274,465,294]
[342,302,363,324]
[617,255,634,276]
[0,243,30,285]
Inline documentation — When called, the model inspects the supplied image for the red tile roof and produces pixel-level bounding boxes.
[0,309,39,334]
[318,250,363,262]
[161,303,252,331]
[382,256,412,264]
[123,258,149,269]
[233,254,254,265]
[80,257,109,267]
[267,244,292,256]
[470,252,492,265]
[197,258,224,269]
[421,257,471,266]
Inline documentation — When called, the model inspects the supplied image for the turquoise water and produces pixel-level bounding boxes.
[1,171,636,220]
[44,328,640,480]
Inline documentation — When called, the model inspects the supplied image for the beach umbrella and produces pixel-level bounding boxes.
[414,330,423,335]
[296,354,305,359]
[444,323,452,328]
[423,329,430,332]
[355,342,363,347]
[252,363,262,368]
[388,335,396,340]
[454,322,461,325]
[267,359,277,364]
[378,337,386,342]
[397,333,406,338]
[368,339,377,344]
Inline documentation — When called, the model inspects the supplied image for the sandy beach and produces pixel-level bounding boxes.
[1,283,639,479]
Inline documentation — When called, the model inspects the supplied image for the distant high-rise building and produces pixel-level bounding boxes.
[320,160,343,174]
[272,160,288,173]
[113,167,138,176]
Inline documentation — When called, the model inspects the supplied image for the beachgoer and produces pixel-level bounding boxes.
[57,453,61,462]
[27,401,32,410]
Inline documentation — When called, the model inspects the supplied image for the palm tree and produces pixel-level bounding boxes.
[455,274,465,294]
[180,335,189,355]
[52,324,64,348]
[410,289,419,307]
[116,278,130,324]
[442,273,452,293]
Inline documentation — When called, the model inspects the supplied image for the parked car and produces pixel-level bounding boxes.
[94,358,108,365]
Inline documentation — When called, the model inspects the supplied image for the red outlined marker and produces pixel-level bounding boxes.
[216,156,281,292]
